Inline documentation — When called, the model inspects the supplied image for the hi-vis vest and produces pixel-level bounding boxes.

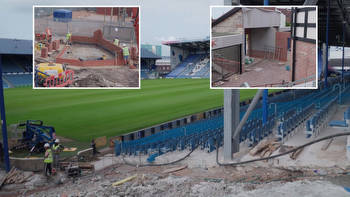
[66,33,71,40]
[44,149,53,163]
[123,47,129,56]
[53,144,60,153]
[114,39,119,46]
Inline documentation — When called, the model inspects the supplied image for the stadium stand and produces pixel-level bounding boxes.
[0,38,32,88]
[177,55,209,78]
[3,74,32,87]
[2,78,9,88]
[2,56,26,73]
[163,38,210,79]
[166,54,202,78]
[115,75,350,162]
[141,70,149,79]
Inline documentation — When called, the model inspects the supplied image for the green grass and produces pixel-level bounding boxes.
[3,79,265,142]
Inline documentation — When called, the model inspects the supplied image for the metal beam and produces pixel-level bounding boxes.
[0,55,10,172]
[233,89,264,140]
[325,0,330,87]
[262,90,268,125]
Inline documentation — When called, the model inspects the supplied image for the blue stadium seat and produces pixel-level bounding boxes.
[115,78,350,162]
[4,74,32,87]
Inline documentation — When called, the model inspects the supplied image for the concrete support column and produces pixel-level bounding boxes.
[224,89,240,162]
[322,43,326,81]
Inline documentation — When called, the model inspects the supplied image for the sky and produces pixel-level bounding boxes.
[212,7,232,19]
[0,0,225,56]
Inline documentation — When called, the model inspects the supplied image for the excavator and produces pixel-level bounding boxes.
[12,120,56,153]
[35,62,74,87]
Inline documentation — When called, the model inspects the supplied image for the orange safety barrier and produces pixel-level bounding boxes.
[43,70,74,87]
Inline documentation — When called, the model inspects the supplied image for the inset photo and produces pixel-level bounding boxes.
[33,6,140,88]
[211,6,317,89]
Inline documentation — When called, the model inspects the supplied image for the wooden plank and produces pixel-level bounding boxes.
[250,139,277,156]
[290,148,303,160]
[60,162,94,170]
[321,138,334,151]
[162,165,188,174]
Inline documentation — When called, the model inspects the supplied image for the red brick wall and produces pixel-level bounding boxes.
[275,32,290,62]
[56,29,125,66]
[292,40,316,81]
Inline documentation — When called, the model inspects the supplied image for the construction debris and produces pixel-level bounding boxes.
[290,148,304,160]
[162,165,188,174]
[321,138,334,151]
[112,174,138,187]
[250,138,281,158]
[0,167,30,188]
[59,162,94,170]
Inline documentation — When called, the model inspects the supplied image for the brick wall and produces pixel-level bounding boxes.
[292,40,316,81]
[275,32,290,62]
[56,29,125,66]
[212,10,243,35]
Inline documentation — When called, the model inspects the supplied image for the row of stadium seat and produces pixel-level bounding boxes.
[3,74,32,87]
[115,77,350,163]
[2,79,9,88]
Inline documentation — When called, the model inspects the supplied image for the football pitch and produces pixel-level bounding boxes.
[3,79,260,142]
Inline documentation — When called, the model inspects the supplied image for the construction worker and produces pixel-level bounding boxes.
[114,37,119,46]
[52,139,63,168]
[91,138,97,155]
[66,32,72,45]
[43,143,53,176]
[122,44,130,65]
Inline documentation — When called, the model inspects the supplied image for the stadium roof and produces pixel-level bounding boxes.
[0,38,32,55]
[162,38,209,51]
[141,48,161,59]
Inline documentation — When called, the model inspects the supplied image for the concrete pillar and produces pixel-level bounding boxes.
[322,43,326,81]
[224,89,240,162]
